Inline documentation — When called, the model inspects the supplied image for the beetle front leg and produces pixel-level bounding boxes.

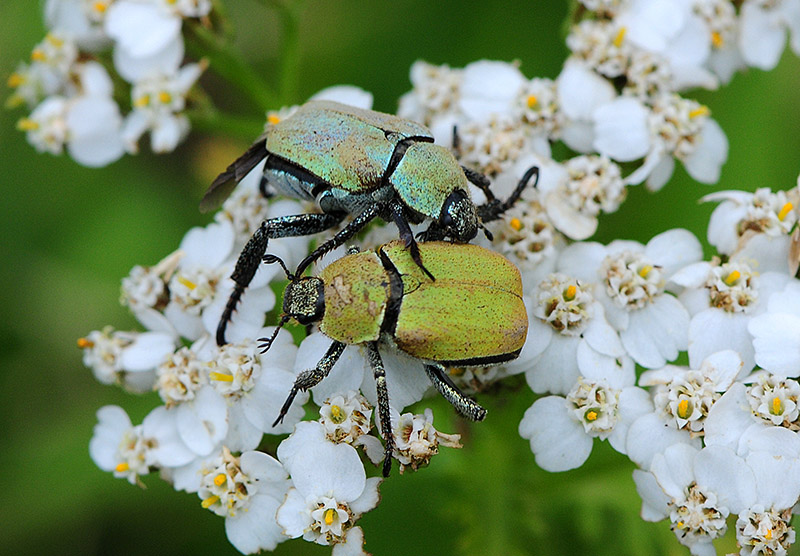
[272,340,346,427]
[216,212,346,345]
[389,199,435,281]
[424,364,487,421]
[293,203,381,277]
[366,342,395,477]
[477,165,540,224]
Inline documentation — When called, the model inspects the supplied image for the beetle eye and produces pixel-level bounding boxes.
[440,189,478,242]
[283,277,324,324]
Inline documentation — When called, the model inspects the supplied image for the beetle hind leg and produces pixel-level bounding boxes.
[272,341,346,427]
[366,342,395,477]
[424,364,487,422]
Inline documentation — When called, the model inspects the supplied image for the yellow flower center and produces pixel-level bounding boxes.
[711,31,723,48]
[158,91,172,104]
[689,106,710,119]
[115,462,130,472]
[93,2,109,13]
[31,49,46,62]
[585,409,598,422]
[201,495,219,509]
[772,396,783,415]
[214,473,227,486]
[677,399,691,419]
[210,371,234,382]
[134,95,150,108]
[330,404,346,424]
[324,508,336,526]
[564,285,577,301]
[778,202,793,221]
[724,270,741,286]
[613,27,626,47]
[638,265,653,278]
[526,94,538,109]
[509,217,523,231]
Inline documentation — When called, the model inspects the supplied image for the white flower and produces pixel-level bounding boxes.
[674,260,790,372]
[391,408,462,472]
[207,331,305,451]
[397,60,462,126]
[122,60,205,153]
[276,422,381,547]
[739,0,800,70]
[105,0,211,60]
[197,447,290,554]
[458,60,525,123]
[80,326,175,391]
[513,272,633,395]
[519,370,651,472]
[319,391,374,444]
[749,281,800,379]
[89,405,195,484]
[639,350,743,434]
[703,186,799,273]
[45,0,112,50]
[556,60,616,154]
[559,229,701,368]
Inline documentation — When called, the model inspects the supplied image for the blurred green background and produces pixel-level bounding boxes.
[3,2,800,555]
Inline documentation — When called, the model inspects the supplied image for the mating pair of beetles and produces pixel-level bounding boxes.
[204,101,537,476]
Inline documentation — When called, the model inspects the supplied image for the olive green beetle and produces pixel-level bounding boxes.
[203,100,539,345]
[259,240,528,476]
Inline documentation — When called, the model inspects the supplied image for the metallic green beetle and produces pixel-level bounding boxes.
[204,100,539,345]
[260,240,529,476]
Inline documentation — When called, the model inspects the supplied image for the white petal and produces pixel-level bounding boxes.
[276,488,312,538]
[633,469,670,521]
[349,477,381,514]
[582,304,625,358]
[519,396,593,472]
[245,366,308,435]
[459,60,524,121]
[277,421,327,473]
[89,406,132,471]
[226,494,286,553]
[621,296,689,368]
[105,1,181,59]
[592,97,651,162]
[545,190,598,240]
[737,423,800,458]
[693,445,755,514]
[119,332,175,371]
[704,383,755,451]
[608,386,654,453]
[310,85,373,109]
[749,313,800,377]
[577,340,635,389]
[142,406,195,467]
[360,346,429,411]
[290,440,365,501]
[701,350,743,391]
[689,310,754,373]
[626,412,699,469]
[240,451,288,484]
[739,3,787,70]
[682,119,728,184]
[332,527,367,556]
[113,34,184,82]
[175,386,227,456]
[556,61,616,121]
[645,228,703,277]
[644,153,675,192]
[151,114,187,153]
[525,334,581,395]
[651,442,698,500]
[747,451,800,509]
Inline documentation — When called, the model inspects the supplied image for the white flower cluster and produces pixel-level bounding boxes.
[78,2,800,555]
[8,0,208,166]
[84,86,467,555]
[508,182,800,556]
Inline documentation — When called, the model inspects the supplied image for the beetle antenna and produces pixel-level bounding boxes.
[479,221,494,241]
[257,315,291,353]
[263,254,294,281]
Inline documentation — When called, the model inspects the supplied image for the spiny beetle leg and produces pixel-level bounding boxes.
[477,165,540,224]
[272,341,346,427]
[216,212,346,346]
[389,199,435,281]
[366,342,395,477]
[294,204,380,277]
[424,364,487,422]
[461,165,495,201]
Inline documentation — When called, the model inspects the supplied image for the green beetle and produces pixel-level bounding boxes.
[260,240,529,476]
[205,100,539,345]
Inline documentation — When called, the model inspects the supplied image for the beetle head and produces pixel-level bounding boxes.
[440,189,478,242]
[283,277,325,324]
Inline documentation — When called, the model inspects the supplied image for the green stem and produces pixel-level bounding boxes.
[188,109,264,140]
[184,23,278,111]
[253,0,305,104]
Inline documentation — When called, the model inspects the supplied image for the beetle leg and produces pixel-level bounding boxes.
[389,199,435,281]
[293,203,381,277]
[477,165,540,224]
[216,212,346,346]
[272,341,346,427]
[461,165,495,202]
[366,342,395,477]
[424,364,487,422]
